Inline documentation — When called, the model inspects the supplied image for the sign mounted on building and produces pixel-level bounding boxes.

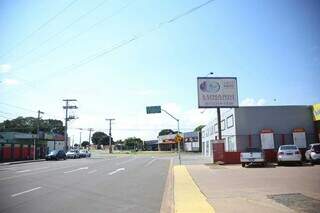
[197,77,238,108]
[312,103,320,121]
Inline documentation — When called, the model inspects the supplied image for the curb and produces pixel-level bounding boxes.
[160,158,174,213]
[0,159,45,166]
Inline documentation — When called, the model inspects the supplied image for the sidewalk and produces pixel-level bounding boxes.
[0,159,45,166]
[174,165,215,213]
[186,165,294,213]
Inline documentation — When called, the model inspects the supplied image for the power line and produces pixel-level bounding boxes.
[10,0,134,76]
[0,0,79,61]
[7,0,111,65]
[0,102,37,113]
[38,0,216,81]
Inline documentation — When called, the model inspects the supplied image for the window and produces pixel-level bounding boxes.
[214,123,218,133]
[221,119,225,130]
[227,136,236,151]
[227,115,234,128]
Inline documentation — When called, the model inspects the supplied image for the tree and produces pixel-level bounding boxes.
[123,137,143,150]
[81,141,90,147]
[91,131,113,145]
[194,125,205,132]
[158,129,175,136]
[0,116,64,134]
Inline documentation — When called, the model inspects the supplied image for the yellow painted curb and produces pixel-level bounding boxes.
[174,165,215,213]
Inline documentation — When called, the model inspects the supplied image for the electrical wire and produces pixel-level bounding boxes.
[7,0,111,65]
[11,0,134,75]
[0,0,79,61]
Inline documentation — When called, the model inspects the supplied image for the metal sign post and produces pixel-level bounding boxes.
[146,105,182,165]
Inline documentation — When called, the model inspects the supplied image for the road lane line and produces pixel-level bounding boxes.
[16,169,31,173]
[88,169,97,174]
[145,158,157,167]
[11,187,42,197]
[116,158,136,165]
[108,168,125,175]
[64,167,88,174]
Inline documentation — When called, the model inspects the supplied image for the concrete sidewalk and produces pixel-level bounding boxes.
[186,165,296,213]
[0,159,45,166]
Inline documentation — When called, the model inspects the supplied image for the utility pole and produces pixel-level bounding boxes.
[79,130,82,147]
[88,128,93,145]
[63,99,78,151]
[105,119,115,153]
[36,110,44,160]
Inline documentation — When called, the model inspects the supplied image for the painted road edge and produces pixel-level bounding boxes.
[160,158,174,213]
[174,165,215,213]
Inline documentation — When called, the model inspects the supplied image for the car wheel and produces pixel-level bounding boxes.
[241,163,246,168]
[278,161,282,166]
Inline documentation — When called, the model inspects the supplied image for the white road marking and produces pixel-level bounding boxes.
[108,168,125,175]
[11,187,42,197]
[116,158,136,165]
[63,167,88,174]
[145,158,157,167]
[16,169,31,173]
[88,169,97,174]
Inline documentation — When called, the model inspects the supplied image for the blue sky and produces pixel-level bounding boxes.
[0,0,319,141]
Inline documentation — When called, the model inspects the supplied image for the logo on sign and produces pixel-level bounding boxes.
[200,81,220,93]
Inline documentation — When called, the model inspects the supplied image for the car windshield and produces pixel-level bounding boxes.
[246,148,261,152]
[313,145,320,152]
[49,150,58,155]
[280,145,298,150]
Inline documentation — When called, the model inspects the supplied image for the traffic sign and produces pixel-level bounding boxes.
[146,106,161,114]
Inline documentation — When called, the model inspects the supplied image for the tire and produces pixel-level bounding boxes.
[241,163,246,167]
[278,161,282,166]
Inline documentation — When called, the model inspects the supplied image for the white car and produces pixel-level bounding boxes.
[66,150,80,159]
[305,143,320,164]
[277,145,302,165]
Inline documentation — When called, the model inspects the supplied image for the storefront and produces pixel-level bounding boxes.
[313,103,320,142]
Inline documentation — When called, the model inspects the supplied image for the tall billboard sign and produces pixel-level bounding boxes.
[197,77,238,108]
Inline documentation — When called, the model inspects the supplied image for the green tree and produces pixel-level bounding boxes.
[194,125,205,132]
[123,137,143,150]
[0,116,64,134]
[158,129,174,136]
[81,141,90,147]
[91,131,112,145]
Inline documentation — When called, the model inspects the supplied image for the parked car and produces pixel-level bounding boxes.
[46,150,66,161]
[79,150,91,158]
[277,145,302,165]
[66,149,80,159]
[305,143,320,164]
[240,147,266,167]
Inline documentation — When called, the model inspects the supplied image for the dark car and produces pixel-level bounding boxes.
[46,150,67,161]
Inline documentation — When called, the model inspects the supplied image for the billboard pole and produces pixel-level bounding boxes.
[217,107,222,140]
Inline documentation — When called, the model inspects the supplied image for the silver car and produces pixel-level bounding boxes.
[277,145,302,165]
[305,143,320,164]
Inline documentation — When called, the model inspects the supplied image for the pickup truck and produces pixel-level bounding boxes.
[240,147,266,167]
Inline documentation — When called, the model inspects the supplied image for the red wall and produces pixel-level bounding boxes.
[223,152,241,164]
[3,144,12,161]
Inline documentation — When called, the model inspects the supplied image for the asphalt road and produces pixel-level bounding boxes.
[0,156,170,213]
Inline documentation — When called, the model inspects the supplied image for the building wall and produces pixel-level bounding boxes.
[235,106,314,134]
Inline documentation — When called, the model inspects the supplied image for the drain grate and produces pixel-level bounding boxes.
[268,193,320,213]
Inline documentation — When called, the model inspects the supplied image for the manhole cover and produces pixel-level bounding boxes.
[268,193,320,213]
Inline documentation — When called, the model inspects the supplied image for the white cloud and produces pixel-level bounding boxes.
[0,64,11,73]
[2,78,19,86]
[240,98,267,106]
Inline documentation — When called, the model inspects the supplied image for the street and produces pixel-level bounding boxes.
[0,156,170,213]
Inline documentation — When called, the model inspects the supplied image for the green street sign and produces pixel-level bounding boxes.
[146,106,161,114]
